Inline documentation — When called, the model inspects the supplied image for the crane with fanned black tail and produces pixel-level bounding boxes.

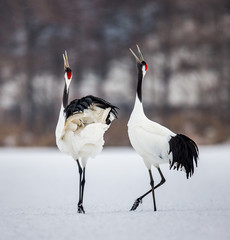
[55,51,118,213]
[128,45,199,211]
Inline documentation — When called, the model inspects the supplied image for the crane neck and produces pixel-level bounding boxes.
[63,83,69,108]
[137,69,143,102]
[133,93,144,114]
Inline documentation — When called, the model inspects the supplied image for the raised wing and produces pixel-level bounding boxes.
[64,95,118,125]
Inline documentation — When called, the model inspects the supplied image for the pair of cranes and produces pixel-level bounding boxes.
[55,46,199,214]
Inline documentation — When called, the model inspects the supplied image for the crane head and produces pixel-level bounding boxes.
[129,45,148,75]
[63,50,72,83]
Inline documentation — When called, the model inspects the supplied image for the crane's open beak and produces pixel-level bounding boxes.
[63,50,70,69]
[129,44,144,63]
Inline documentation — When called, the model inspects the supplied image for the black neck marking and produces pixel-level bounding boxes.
[137,65,143,102]
[63,83,69,108]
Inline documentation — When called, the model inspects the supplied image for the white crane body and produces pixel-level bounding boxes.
[128,96,175,169]
[55,51,118,213]
[128,45,198,211]
[56,103,113,166]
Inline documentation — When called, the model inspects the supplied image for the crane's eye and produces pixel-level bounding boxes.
[145,64,148,71]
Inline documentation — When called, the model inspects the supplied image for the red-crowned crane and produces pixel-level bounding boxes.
[128,45,199,211]
[55,51,118,213]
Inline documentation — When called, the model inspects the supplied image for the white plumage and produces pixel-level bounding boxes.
[56,105,112,164]
[128,45,199,211]
[128,96,175,169]
[55,51,118,213]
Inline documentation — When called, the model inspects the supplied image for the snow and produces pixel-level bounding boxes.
[0,145,230,240]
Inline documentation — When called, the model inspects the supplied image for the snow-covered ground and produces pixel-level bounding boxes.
[0,145,229,240]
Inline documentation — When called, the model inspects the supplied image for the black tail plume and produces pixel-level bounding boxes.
[169,134,199,178]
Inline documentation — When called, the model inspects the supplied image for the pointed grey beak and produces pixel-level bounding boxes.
[136,45,144,61]
[63,50,70,69]
[129,44,144,62]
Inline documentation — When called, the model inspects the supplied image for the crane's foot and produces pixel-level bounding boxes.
[130,198,142,211]
[78,204,85,214]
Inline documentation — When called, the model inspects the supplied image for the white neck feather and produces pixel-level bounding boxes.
[133,94,144,114]
[65,79,71,91]
[55,105,65,139]
[128,94,146,124]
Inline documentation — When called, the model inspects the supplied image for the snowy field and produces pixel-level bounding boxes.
[0,145,230,240]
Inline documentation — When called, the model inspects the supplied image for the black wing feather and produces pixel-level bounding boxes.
[169,134,199,178]
[64,95,118,124]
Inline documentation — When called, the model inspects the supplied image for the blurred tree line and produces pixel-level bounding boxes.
[0,0,229,146]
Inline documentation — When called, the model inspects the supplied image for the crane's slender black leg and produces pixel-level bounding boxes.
[149,169,157,211]
[80,167,86,212]
[130,167,166,211]
[76,160,85,213]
